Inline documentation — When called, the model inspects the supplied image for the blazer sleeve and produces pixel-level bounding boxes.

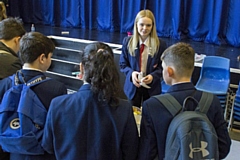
[119,37,134,78]
[41,101,55,154]
[138,100,158,160]
[210,96,231,159]
[121,104,139,160]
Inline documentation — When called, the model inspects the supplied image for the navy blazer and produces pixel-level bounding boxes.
[119,36,167,100]
[138,82,231,160]
[42,84,139,160]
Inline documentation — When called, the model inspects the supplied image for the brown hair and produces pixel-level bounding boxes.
[0,17,26,40]
[161,42,195,77]
[82,42,121,106]
[19,32,55,63]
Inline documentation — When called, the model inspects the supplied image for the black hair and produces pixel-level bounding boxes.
[82,42,120,106]
[0,17,26,40]
[19,32,55,63]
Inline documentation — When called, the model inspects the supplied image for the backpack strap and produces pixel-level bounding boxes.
[153,92,214,116]
[198,91,214,114]
[26,75,50,87]
[10,71,50,87]
[153,94,182,117]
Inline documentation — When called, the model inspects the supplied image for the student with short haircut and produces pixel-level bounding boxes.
[0,32,67,160]
[42,42,139,160]
[0,17,26,159]
[0,17,26,80]
[138,42,231,160]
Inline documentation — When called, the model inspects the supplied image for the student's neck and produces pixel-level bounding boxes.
[0,39,16,53]
[171,77,191,85]
[22,64,43,72]
[140,36,148,43]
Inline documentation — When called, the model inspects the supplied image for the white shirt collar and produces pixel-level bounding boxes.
[22,66,43,72]
[139,37,150,48]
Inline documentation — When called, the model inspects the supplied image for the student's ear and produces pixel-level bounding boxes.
[167,66,174,77]
[39,53,46,64]
[14,36,21,43]
[13,36,21,48]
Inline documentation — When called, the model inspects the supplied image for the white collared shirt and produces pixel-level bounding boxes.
[22,66,43,72]
[139,37,150,76]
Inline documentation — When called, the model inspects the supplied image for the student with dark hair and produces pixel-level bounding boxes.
[119,9,167,108]
[0,18,26,159]
[0,17,26,80]
[138,42,231,159]
[42,42,139,160]
[0,32,67,160]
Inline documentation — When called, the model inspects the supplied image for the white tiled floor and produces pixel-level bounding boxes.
[224,140,239,160]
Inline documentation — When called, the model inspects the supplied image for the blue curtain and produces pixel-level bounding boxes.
[225,0,240,47]
[120,0,146,33]
[8,0,240,47]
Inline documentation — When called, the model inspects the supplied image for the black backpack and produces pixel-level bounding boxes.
[154,92,219,160]
[0,73,50,155]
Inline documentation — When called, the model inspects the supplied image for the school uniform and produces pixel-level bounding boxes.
[119,36,167,105]
[0,69,67,160]
[0,69,67,110]
[42,84,139,160]
[138,82,231,160]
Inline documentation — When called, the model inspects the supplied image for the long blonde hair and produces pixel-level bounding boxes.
[0,2,7,21]
[128,10,160,56]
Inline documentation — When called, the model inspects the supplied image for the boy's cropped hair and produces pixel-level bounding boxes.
[161,42,195,76]
[19,32,55,63]
[0,17,26,40]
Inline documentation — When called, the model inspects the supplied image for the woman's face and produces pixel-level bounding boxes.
[137,17,153,41]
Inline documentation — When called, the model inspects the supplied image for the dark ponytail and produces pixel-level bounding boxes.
[82,42,120,106]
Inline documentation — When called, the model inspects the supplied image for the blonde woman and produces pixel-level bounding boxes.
[0,1,7,21]
[119,9,167,108]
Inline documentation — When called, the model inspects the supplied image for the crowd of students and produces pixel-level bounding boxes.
[0,9,231,160]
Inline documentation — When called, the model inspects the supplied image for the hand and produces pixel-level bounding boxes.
[142,74,153,84]
[132,71,141,87]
